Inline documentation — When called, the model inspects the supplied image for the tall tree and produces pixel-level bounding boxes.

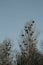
[17,20,43,65]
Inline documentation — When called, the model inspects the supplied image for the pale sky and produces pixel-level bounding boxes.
[0,0,43,53]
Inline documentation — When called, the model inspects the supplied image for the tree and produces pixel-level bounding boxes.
[0,39,17,65]
[17,20,43,65]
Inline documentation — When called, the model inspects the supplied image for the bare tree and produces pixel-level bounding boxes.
[17,20,43,65]
[0,39,17,65]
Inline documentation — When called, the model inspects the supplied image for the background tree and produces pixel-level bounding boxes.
[0,39,17,65]
[17,20,43,65]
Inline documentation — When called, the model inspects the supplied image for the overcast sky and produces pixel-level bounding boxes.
[0,0,43,53]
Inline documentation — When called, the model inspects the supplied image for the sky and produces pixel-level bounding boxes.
[0,0,43,53]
